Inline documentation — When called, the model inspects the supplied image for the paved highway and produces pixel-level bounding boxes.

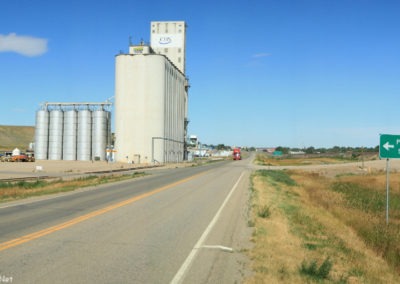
[0,158,252,283]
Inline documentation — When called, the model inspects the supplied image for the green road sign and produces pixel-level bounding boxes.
[380,134,400,159]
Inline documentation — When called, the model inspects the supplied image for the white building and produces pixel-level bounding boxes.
[188,135,198,147]
[150,21,186,74]
[114,21,189,164]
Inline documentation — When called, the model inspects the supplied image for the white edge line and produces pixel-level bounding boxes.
[201,245,234,253]
[170,171,245,284]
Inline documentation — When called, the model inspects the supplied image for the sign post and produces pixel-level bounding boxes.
[379,134,400,225]
[386,158,389,225]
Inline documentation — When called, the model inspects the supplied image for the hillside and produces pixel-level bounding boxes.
[0,125,35,151]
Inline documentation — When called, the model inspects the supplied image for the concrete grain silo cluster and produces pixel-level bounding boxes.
[35,103,112,161]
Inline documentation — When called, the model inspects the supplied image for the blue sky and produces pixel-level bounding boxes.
[1,0,399,148]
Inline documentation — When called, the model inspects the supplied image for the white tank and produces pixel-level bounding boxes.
[77,110,92,161]
[34,110,49,160]
[12,148,21,156]
[63,110,77,160]
[91,110,109,160]
[48,110,63,160]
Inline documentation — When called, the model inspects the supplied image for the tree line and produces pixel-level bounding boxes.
[198,144,379,154]
[275,146,379,155]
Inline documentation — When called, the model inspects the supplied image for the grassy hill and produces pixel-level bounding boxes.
[0,125,35,151]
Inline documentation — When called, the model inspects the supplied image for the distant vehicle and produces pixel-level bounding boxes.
[233,148,241,160]
[1,152,12,162]
[11,154,28,162]
[26,152,35,162]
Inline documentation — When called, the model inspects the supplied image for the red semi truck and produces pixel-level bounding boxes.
[233,148,241,160]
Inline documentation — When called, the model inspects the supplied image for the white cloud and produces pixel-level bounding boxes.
[0,33,48,57]
[252,53,272,58]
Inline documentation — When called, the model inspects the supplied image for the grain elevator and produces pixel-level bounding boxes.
[114,21,189,163]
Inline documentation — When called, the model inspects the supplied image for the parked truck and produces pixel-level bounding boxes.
[233,148,241,160]
[11,154,28,162]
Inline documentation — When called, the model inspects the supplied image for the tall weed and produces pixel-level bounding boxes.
[331,182,386,213]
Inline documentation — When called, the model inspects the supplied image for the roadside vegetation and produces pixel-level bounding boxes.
[254,153,377,167]
[247,168,400,283]
[0,172,146,202]
[274,146,378,156]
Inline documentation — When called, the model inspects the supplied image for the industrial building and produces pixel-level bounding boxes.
[114,21,189,164]
[34,21,188,164]
[35,102,112,161]
[150,21,186,74]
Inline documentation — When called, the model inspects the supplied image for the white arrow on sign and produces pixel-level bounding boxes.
[383,141,395,151]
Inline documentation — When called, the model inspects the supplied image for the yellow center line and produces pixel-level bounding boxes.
[0,171,207,252]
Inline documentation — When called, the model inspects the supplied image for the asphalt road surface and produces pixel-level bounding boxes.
[0,158,252,283]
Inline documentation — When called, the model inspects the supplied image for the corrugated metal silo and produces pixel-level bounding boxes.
[34,110,49,160]
[92,110,108,160]
[48,110,63,160]
[63,110,77,160]
[77,110,92,161]
[107,111,112,147]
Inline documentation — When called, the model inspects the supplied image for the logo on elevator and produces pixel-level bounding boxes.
[158,37,172,45]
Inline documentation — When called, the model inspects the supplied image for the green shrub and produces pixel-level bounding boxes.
[6,180,47,189]
[300,257,332,280]
[257,205,271,218]
[257,170,297,186]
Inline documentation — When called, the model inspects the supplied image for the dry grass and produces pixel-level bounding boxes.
[0,125,34,151]
[293,171,400,282]
[301,172,400,272]
[248,176,306,283]
[247,169,400,283]
[0,173,146,202]
[255,153,362,167]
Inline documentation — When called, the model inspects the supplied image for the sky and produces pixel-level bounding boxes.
[1,0,399,148]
